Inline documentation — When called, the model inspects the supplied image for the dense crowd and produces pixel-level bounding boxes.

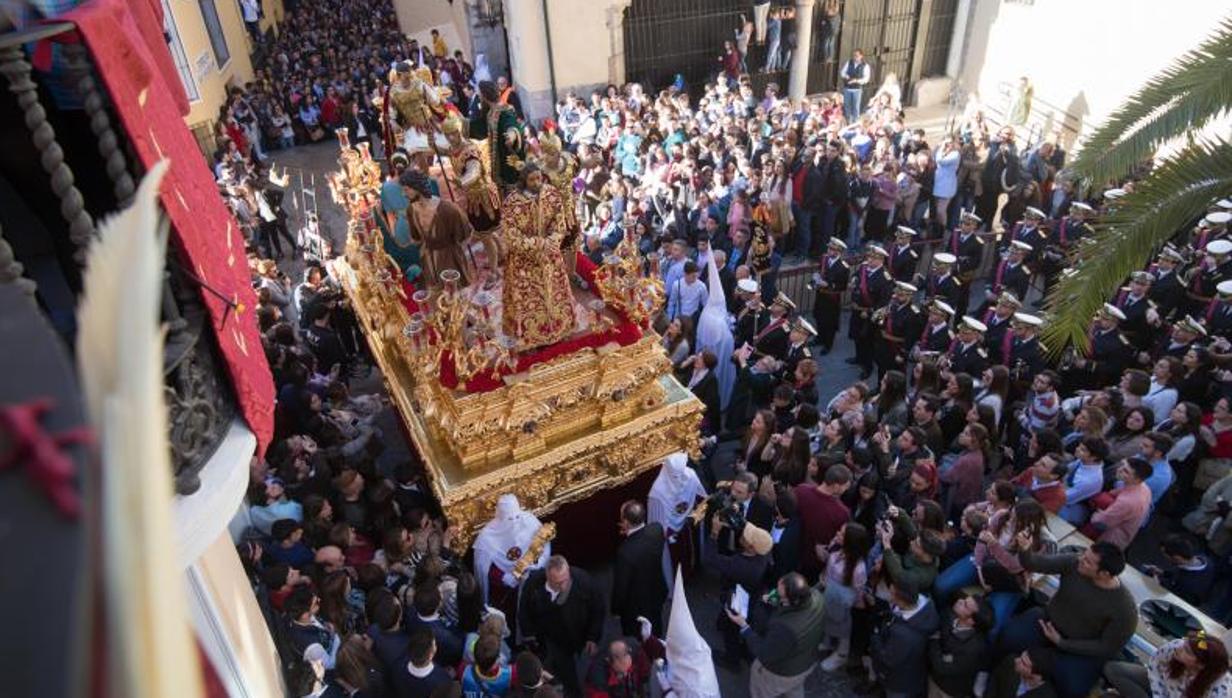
[226,3,1232,698]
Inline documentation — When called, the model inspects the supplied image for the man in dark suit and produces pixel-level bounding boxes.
[987,648,1058,698]
[519,555,607,696]
[610,501,669,637]
[812,237,850,353]
[769,487,801,582]
[718,472,775,555]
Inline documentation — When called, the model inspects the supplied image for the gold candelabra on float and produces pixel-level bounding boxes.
[401,269,519,384]
[592,215,666,328]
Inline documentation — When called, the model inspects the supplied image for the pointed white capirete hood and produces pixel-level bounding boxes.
[695,253,735,408]
[665,566,720,698]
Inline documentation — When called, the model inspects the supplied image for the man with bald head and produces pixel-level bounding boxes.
[611,500,669,636]
[313,545,346,574]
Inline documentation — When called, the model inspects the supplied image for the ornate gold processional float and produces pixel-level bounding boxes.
[326,130,702,547]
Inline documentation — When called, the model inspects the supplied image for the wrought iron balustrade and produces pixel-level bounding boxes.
[0,21,237,495]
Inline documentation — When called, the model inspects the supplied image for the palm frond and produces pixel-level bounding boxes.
[1068,17,1232,187]
[1041,138,1232,355]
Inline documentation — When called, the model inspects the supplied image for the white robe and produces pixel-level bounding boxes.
[695,256,735,409]
[471,495,550,603]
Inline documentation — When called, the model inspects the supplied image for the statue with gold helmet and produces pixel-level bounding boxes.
[438,110,503,281]
[383,60,450,153]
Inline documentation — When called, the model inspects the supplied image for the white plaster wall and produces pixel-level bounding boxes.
[391,0,474,58]
[957,0,1230,149]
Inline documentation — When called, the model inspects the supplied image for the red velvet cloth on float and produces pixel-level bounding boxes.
[399,253,644,393]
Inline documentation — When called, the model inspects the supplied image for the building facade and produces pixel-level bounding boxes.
[164,0,285,153]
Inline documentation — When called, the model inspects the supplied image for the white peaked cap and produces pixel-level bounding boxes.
[1208,239,1232,256]
[665,566,720,698]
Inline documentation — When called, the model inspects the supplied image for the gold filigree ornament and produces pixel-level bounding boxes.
[592,221,665,328]
[327,134,705,549]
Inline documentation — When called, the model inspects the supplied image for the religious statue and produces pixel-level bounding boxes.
[376,151,422,282]
[472,494,552,620]
[401,169,474,288]
[469,80,524,189]
[384,61,448,153]
[501,164,576,350]
[510,130,600,283]
[439,111,503,279]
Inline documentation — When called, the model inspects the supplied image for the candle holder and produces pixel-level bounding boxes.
[587,298,611,333]
[440,268,461,296]
[593,233,665,329]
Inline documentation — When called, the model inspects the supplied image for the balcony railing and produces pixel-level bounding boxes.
[0,21,236,495]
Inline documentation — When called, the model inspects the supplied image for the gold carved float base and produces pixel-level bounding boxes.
[330,252,703,547]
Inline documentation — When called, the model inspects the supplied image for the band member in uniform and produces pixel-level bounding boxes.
[947,211,985,313]
[947,316,989,377]
[735,284,770,348]
[982,292,1022,366]
[751,292,794,360]
[783,318,816,377]
[1186,238,1232,317]
[733,277,761,318]
[874,281,924,380]
[811,237,850,354]
[1150,246,1188,320]
[918,252,964,314]
[981,241,1032,314]
[1009,312,1047,390]
[1052,201,1095,249]
[1065,304,1131,391]
[1042,201,1094,292]
[915,300,956,355]
[847,244,894,379]
[1001,206,1048,265]
[1205,280,1232,340]
[1112,270,1159,355]
[1190,211,1231,256]
[1148,315,1208,365]
[889,226,921,281]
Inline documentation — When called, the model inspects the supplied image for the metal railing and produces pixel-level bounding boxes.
[988,80,1084,150]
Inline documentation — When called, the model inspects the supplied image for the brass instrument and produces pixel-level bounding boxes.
[511,522,557,581]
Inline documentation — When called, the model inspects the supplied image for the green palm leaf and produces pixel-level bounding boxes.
[1041,138,1232,356]
[1068,17,1232,188]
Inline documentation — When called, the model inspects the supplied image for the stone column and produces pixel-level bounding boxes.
[945,0,973,78]
[502,0,554,122]
[788,0,816,100]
